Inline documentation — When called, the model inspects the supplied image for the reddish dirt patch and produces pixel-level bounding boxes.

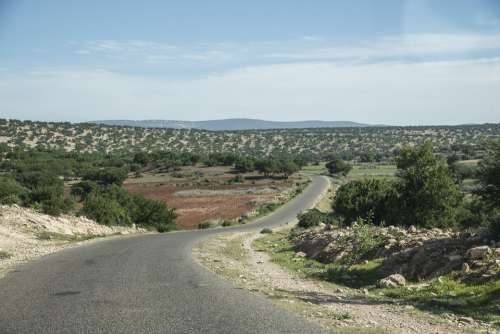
[124,183,282,229]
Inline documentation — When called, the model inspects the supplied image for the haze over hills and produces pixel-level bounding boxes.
[91,118,370,131]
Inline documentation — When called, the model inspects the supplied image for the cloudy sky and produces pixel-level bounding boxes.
[0,0,499,125]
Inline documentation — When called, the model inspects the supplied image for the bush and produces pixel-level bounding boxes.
[297,208,325,228]
[477,141,500,207]
[83,167,127,186]
[260,228,273,234]
[387,142,462,228]
[198,221,211,229]
[325,157,352,176]
[82,192,132,226]
[81,186,176,231]
[0,177,26,205]
[333,179,391,225]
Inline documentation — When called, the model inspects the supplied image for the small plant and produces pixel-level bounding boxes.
[0,250,13,259]
[221,220,235,227]
[198,221,211,229]
[260,228,273,234]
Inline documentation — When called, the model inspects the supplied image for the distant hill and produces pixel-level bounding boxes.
[91,118,369,130]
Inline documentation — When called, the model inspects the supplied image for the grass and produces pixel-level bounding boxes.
[348,164,397,181]
[0,251,13,259]
[384,275,500,325]
[254,231,500,327]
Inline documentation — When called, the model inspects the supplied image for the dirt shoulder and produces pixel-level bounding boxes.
[193,228,493,334]
[0,205,145,279]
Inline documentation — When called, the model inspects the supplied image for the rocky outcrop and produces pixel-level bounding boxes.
[291,224,500,282]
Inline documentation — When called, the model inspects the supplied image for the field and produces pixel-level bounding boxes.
[123,166,302,229]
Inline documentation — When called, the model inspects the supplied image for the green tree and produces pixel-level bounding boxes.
[476,141,500,207]
[333,179,391,225]
[387,142,462,228]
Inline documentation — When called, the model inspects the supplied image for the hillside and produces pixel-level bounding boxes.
[92,118,369,130]
[1,118,499,160]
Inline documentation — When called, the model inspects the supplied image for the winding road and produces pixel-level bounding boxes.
[0,176,330,334]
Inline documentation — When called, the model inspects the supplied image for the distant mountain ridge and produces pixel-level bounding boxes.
[91,118,369,130]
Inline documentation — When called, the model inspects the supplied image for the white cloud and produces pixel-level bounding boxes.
[72,33,500,66]
[1,58,499,125]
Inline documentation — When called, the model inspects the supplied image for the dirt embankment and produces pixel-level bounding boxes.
[0,205,143,278]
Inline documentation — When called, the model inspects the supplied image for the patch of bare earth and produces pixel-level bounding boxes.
[194,230,488,334]
[0,205,144,279]
[124,166,299,229]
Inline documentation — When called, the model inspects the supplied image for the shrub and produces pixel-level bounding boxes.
[333,179,391,225]
[387,142,462,228]
[83,167,127,186]
[260,228,273,234]
[325,157,352,176]
[82,192,132,226]
[128,194,176,232]
[198,221,211,229]
[0,177,26,205]
[476,141,500,207]
[297,208,325,228]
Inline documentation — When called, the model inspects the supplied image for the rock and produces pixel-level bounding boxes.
[378,274,406,288]
[294,251,306,258]
[408,225,417,233]
[466,246,492,260]
[447,254,462,262]
[462,262,471,273]
[458,316,474,324]
[495,248,500,256]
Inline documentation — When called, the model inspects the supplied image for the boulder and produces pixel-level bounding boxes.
[466,246,492,260]
[408,225,417,234]
[377,274,406,288]
[462,262,470,274]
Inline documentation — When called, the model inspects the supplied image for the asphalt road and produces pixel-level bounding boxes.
[0,176,330,334]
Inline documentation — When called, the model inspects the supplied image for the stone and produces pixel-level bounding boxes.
[447,254,462,262]
[466,246,492,260]
[462,262,471,273]
[294,251,306,258]
[408,225,417,233]
[495,248,500,256]
[377,274,406,288]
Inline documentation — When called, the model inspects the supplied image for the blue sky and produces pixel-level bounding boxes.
[0,0,500,124]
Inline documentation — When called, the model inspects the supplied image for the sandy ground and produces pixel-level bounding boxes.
[194,229,496,334]
[0,205,143,279]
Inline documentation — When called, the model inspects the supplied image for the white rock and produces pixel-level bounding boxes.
[378,274,406,288]
[466,246,492,260]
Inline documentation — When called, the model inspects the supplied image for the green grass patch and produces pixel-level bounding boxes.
[348,164,397,181]
[384,275,500,326]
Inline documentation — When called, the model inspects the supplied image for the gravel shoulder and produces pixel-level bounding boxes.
[194,226,493,334]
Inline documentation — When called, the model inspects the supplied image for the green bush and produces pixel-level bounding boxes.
[325,157,352,176]
[82,192,132,226]
[333,179,391,225]
[297,208,326,228]
[83,167,128,186]
[387,142,462,228]
[0,177,26,205]
[198,221,211,229]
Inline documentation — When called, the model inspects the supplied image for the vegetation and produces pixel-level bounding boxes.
[325,157,352,176]
[1,118,498,162]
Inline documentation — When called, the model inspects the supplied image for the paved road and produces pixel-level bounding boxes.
[0,176,330,334]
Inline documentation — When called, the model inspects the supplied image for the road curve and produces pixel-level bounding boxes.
[0,176,330,334]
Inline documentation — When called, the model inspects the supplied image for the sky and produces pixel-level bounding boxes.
[0,0,499,125]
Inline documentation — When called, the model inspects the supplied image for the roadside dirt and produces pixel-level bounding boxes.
[194,230,493,334]
[0,205,144,279]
